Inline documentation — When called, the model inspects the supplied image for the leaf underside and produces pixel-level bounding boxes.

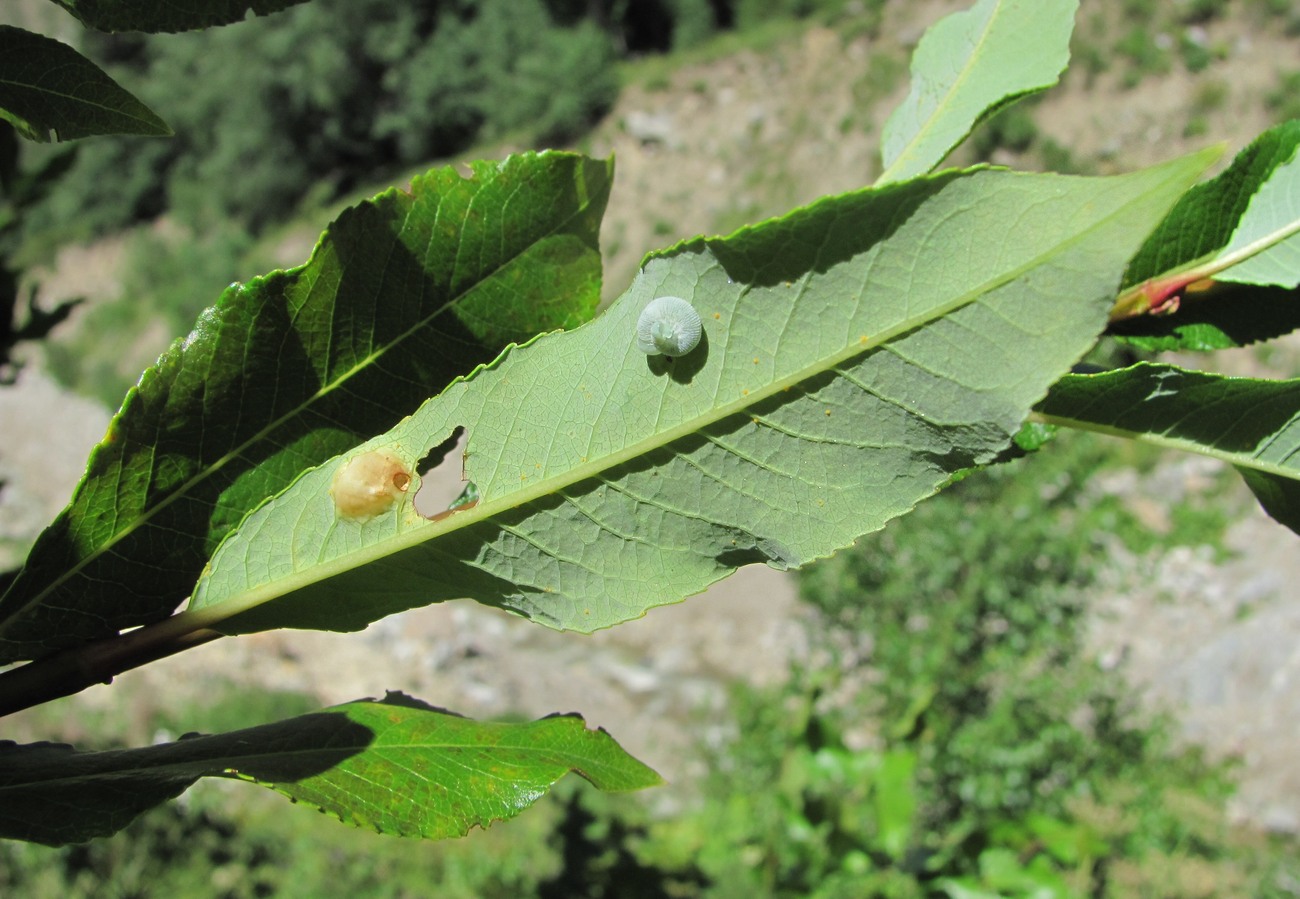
[879,0,1078,184]
[192,152,1214,639]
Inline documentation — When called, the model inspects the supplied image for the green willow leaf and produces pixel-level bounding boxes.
[51,0,311,33]
[1123,122,1300,289]
[1036,362,1300,536]
[878,0,1077,185]
[187,151,1213,638]
[0,695,658,846]
[0,26,170,142]
[1113,121,1300,347]
[0,152,611,664]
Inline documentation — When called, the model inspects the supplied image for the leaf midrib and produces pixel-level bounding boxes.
[1035,409,1300,480]
[1215,214,1300,276]
[0,737,606,791]
[0,77,156,124]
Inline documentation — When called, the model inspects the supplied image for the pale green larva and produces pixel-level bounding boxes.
[636,296,702,357]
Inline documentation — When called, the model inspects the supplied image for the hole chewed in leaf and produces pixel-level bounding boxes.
[414,427,478,520]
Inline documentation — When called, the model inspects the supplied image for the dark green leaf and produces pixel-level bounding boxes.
[1114,120,1300,345]
[0,152,612,663]
[1109,281,1300,351]
[1037,363,1300,535]
[1123,122,1300,289]
[1236,469,1300,537]
[0,695,659,846]
[0,26,170,142]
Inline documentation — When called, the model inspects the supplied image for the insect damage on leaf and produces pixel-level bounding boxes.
[331,450,414,521]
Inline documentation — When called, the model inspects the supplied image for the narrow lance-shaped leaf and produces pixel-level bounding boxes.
[0,152,612,664]
[1036,363,1300,537]
[0,695,659,846]
[878,0,1077,185]
[1111,120,1300,346]
[0,26,170,142]
[50,0,312,34]
[187,151,1214,638]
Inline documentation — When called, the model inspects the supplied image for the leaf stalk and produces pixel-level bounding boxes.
[0,615,223,718]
